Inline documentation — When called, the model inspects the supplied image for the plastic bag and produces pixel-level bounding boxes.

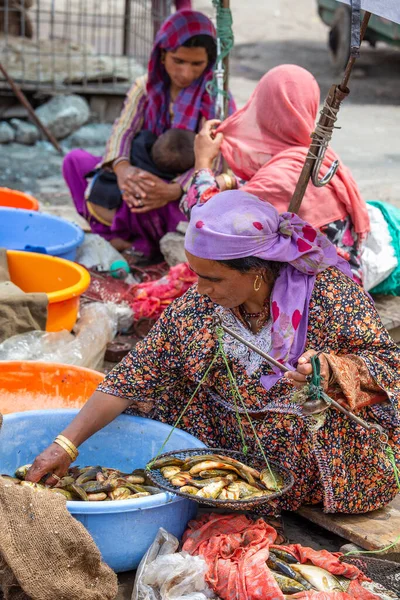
[0,303,117,370]
[362,203,397,291]
[76,234,129,272]
[132,528,215,600]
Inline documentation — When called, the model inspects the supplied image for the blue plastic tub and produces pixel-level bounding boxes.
[0,207,84,260]
[0,409,206,572]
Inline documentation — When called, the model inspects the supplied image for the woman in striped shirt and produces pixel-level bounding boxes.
[62,9,235,259]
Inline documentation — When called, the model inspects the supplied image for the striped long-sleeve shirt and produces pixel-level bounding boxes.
[102,74,226,193]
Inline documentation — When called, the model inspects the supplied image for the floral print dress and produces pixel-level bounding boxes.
[99,267,400,515]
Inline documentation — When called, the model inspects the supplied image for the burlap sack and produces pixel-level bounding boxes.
[0,410,118,600]
[0,249,48,343]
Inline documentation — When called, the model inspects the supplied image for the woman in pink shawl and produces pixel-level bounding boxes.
[184,64,370,282]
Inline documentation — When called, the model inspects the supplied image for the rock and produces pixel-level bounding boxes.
[0,121,15,143]
[10,119,39,145]
[63,123,112,149]
[160,232,186,267]
[35,94,90,140]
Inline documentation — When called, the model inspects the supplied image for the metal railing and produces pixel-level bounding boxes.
[0,0,171,94]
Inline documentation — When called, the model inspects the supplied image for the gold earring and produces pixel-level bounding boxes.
[254,275,262,292]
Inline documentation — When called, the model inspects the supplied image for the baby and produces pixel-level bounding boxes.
[130,128,196,179]
[85,128,196,213]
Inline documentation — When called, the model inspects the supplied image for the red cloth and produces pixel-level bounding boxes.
[182,513,379,600]
[218,65,369,235]
[130,262,197,319]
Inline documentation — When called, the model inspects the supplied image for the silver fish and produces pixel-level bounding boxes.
[291,564,343,592]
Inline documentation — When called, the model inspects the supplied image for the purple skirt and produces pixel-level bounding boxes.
[62,149,187,258]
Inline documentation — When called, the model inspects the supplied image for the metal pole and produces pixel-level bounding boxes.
[0,62,63,155]
[123,0,131,56]
[288,11,371,214]
[214,315,384,437]
[222,0,230,119]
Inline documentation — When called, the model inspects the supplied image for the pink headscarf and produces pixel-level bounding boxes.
[218,65,370,235]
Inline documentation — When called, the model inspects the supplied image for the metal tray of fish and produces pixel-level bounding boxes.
[146,448,294,510]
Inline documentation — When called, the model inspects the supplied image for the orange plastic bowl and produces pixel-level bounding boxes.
[7,250,91,332]
[0,361,104,414]
[0,187,39,211]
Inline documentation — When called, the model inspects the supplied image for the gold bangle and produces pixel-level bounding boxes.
[54,437,79,462]
[56,434,79,456]
[221,173,233,190]
[53,439,77,461]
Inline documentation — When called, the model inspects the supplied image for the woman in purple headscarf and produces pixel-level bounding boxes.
[26,192,399,514]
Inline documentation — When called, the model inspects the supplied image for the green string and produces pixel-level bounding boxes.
[206,0,234,100]
[146,348,221,469]
[215,327,279,491]
[148,325,279,491]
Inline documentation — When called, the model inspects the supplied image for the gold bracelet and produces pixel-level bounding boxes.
[56,434,79,456]
[221,173,233,190]
[54,437,79,462]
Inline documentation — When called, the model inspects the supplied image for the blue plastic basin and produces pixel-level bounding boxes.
[0,409,206,572]
[0,207,84,260]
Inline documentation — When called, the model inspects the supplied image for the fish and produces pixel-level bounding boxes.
[65,483,89,501]
[81,480,116,494]
[15,464,32,480]
[188,460,258,486]
[49,488,73,500]
[161,466,182,479]
[196,479,230,499]
[189,461,240,476]
[179,485,200,495]
[234,481,262,498]
[151,457,184,469]
[20,481,45,490]
[76,466,102,485]
[269,548,298,564]
[54,476,75,489]
[291,565,343,592]
[109,487,132,501]
[219,483,240,500]
[87,492,108,501]
[191,475,236,489]
[181,454,226,470]
[142,485,162,495]
[170,473,193,487]
[267,555,312,590]
[124,492,151,500]
[199,469,238,479]
[260,468,284,491]
[270,571,307,593]
[125,474,145,484]
[12,463,163,502]
[214,454,260,478]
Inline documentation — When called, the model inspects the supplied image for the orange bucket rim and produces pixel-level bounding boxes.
[0,360,104,379]
[0,187,40,210]
[6,250,91,304]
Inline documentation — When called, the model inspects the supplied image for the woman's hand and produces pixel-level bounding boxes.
[194,120,223,170]
[284,349,331,391]
[114,161,142,199]
[127,172,182,214]
[25,443,72,486]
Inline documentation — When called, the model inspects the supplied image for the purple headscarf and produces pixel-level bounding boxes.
[185,190,353,389]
